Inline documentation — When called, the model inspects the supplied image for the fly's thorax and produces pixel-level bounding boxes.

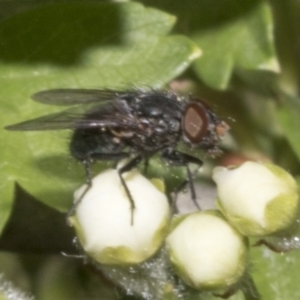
[122,114,182,154]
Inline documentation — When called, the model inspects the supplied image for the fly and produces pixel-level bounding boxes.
[5,89,229,224]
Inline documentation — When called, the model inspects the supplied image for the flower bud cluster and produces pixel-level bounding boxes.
[70,161,299,297]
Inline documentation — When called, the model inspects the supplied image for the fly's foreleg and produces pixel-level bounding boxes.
[161,148,203,212]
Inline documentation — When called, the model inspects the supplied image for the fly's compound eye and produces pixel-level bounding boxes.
[182,102,208,144]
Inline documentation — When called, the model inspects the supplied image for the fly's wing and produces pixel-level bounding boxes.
[32,89,133,105]
[5,102,137,131]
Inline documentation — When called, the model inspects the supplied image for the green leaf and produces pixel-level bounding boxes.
[277,94,300,162]
[0,1,200,233]
[192,0,279,89]
[251,247,300,299]
[140,0,279,89]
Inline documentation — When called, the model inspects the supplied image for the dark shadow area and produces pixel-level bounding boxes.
[140,0,263,33]
[0,0,115,22]
[0,184,78,254]
[0,1,42,22]
[0,1,124,65]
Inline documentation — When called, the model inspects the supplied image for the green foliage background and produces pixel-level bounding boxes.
[1,0,300,299]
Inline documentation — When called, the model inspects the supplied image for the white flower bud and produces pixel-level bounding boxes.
[213,161,299,236]
[166,211,247,291]
[69,168,170,265]
[0,274,34,300]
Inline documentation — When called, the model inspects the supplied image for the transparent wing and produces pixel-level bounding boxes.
[31,89,127,105]
[5,103,136,131]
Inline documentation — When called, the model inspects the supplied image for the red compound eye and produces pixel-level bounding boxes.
[182,102,208,144]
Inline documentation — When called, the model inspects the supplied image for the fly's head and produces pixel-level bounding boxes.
[181,98,229,156]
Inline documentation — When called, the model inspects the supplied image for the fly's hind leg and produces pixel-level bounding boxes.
[66,152,129,225]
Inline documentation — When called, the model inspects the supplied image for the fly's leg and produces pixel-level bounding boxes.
[170,165,202,213]
[143,157,149,174]
[67,157,92,224]
[186,164,199,209]
[161,148,203,212]
[66,152,129,225]
[117,155,143,225]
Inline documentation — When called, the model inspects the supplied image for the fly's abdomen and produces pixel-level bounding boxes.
[70,129,126,161]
